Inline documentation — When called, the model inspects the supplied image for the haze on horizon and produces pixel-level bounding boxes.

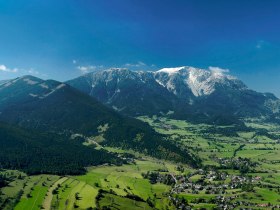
[0,0,280,96]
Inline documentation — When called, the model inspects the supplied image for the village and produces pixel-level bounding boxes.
[142,164,280,209]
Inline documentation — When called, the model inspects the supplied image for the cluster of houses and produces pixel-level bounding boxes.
[169,193,280,210]
[143,167,279,209]
[215,157,257,172]
[170,169,255,195]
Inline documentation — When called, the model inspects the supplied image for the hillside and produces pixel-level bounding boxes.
[0,122,120,175]
[0,76,196,166]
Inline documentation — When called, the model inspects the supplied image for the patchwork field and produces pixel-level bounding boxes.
[137,116,280,208]
[1,158,180,210]
[0,172,59,210]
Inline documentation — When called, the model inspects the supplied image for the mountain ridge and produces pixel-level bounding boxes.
[67,67,280,124]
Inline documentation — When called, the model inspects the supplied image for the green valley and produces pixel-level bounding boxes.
[1,116,280,209]
[2,1,280,209]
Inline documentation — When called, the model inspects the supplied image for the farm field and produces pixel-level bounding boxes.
[1,158,179,210]
[73,159,176,209]
[0,172,59,210]
[138,116,280,171]
[98,193,153,210]
[137,116,280,208]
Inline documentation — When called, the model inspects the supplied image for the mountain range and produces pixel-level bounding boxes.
[67,67,280,125]
[1,66,279,174]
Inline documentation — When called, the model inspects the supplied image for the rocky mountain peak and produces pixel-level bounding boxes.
[154,66,247,97]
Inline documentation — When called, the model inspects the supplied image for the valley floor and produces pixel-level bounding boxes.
[1,116,280,209]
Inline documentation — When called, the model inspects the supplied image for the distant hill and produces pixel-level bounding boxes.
[0,76,196,166]
[67,67,280,124]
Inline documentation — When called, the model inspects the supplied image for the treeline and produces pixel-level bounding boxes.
[0,174,9,188]
[0,123,121,175]
[203,124,252,137]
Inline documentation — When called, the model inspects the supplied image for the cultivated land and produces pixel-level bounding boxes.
[138,116,280,209]
[1,116,280,209]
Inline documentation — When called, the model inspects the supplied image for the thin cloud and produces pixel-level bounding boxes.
[0,64,47,78]
[208,66,229,74]
[28,69,40,75]
[73,60,105,74]
[0,64,18,73]
[256,40,268,49]
[256,43,262,49]
[125,61,146,68]
[77,65,104,74]
[26,68,48,78]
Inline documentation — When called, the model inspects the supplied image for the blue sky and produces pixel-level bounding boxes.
[0,0,280,95]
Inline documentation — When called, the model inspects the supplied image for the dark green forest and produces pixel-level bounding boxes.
[0,123,121,175]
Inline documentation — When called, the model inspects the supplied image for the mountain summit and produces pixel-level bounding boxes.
[155,66,247,97]
[67,67,280,124]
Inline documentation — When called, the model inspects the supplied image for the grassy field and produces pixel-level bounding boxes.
[0,172,59,210]
[50,178,98,210]
[14,175,60,210]
[98,193,154,210]
[2,157,179,210]
[42,177,68,210]
[17,158,175,209]
[75,160,175,209]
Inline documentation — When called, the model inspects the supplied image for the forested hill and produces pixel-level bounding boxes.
[0,76,198,167]
[0,123,121,175]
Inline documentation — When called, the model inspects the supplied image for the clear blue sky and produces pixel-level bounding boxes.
[0,0,280,95]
